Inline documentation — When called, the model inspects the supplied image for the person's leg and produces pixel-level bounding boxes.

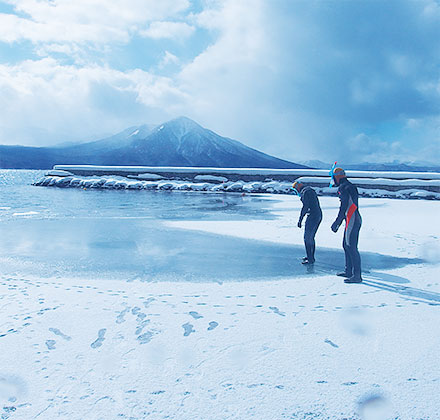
[310,217,321,262]
[304,217,319,263]
[349,215,362,278]
[304,221,314,263]
[344,214,362,283]
[343,229,353,275]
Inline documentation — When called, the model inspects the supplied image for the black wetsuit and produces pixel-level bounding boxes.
[299,186,322,263]
[332,178,362,278]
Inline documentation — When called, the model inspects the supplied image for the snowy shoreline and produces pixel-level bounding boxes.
[35,174,440,200]
[52,165,440,180]
[1,195,439,419]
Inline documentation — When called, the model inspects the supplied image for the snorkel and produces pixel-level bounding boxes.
[292,181,302,196]
[329,161,337,187]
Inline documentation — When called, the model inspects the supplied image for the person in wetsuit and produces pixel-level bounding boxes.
[293,181,322,265]
[330,167,362,283]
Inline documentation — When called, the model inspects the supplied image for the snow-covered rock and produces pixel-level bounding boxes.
[34,174,440,200]
[194,175,228,183]
[128,173,164,180]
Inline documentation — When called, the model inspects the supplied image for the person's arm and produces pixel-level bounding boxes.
[331,187,348,232]
[298,190,311,227]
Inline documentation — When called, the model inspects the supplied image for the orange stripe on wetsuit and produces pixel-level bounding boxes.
[345,203,358,231]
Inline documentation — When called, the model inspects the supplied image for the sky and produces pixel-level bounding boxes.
[0,0,439,164]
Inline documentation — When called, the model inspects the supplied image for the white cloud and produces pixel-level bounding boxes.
[158,51,180,69]
[0,0,190,44]
[176,0,271,137]
[0,58,184,145]
[346,133,405,163]
[173,0,440,164]
[140,21,195,40]
[349,78,391,105]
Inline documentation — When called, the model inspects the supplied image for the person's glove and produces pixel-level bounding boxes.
[297,220,302,228]
[331,221,340,232]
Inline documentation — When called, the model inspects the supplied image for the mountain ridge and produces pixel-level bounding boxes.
[300,160,440,172]
[0,117,307,170]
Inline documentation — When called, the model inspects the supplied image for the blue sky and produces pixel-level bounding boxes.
[0,0,439,164]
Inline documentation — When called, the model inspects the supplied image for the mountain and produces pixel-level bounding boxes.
[0,117,307,169]
[300,160,440,172]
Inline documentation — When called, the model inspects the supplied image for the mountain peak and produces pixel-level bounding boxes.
[166,116,202,130]
[169,116,200,126]
[155,116,203,139]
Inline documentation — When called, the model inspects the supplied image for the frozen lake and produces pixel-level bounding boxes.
[0,170,419,281]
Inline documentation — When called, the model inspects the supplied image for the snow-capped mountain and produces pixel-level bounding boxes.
[0,117,307,169]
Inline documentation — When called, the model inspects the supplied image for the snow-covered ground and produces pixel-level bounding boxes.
[0,195,439,419]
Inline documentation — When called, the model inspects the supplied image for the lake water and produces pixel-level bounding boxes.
[0,170,302,281]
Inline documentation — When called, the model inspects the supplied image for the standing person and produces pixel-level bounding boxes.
[330,167,363,283]
[292,181,322,265]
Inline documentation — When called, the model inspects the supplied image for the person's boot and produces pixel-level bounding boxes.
[302,258,314,265]
[337,271,351,277]
[344,275,362,283]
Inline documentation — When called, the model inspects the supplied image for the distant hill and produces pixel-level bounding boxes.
[300,160,440,172]
[0,117,307,170]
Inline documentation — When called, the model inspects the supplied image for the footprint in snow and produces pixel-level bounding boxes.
[208,321,218,331]
[135,320,150,335]
[143,298,155,308]
[324,339,339,348]
[189,311,203,319]
[116,308,129,324]
[45,340,56,350]
[182,323,195,337]
[269,306,286,316]
[90,329,106,349]
[137,331,154,344]
[49,328,71,341]
[136,312,147,321]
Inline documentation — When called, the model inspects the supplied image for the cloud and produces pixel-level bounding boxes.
[0,58,184,145]
[345,133,405,163]
[0,0,190,44]
[140,21,195,40]
[0,0,439,165]
[158,51,180,69]
[174,0,440,163]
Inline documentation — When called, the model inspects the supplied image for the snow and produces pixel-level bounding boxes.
[45,169,73,177]
[0,195,439,419]
[35,175,440,199]
[194,175,228,183]
[12,211,39,217]
[53,165,440,180]
[128,173,164,180]
[129,129,140,136]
